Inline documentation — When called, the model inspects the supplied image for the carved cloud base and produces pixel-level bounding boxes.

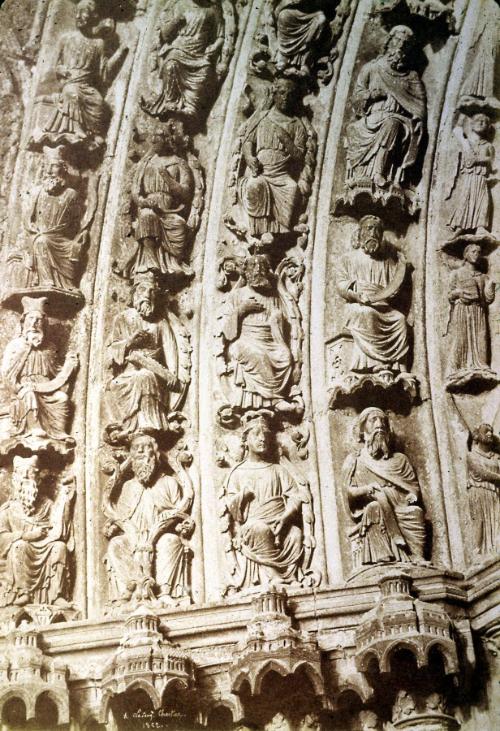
[334,180,420,217]
[392,714,460,730]
[1,286,85,314]
[0,431,76,458]
[445,367,498,392]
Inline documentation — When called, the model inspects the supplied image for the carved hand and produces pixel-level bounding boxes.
[239,299,265,317]
[370,86,387,102]
[103,521,120,539]
[406,492,417,505]
[248,156,263,177]
[66,351,79,370]
[23,525,49,542]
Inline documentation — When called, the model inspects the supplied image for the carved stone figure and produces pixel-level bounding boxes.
[343,408,426,566]
[466,424,500,559]
[0,456,75,607]
[103,433,194,604]
[343,25,426,208]
[107,272,190,433]
[358,710,381,730]
[218,254,302,412]
[31,0,128,150]
[337,216,411,376]
[233,77,317,237]
[222,412,315,589]
[265,713,291,731]
[1,297,78,443]
[122,122,202,278]
[392,690,417,723]
[272,0,329,76]
[298,713,321,731]
[446,113,495,237]
[7,160,91,299]
[141,0,234,120]
[446,242,496,390]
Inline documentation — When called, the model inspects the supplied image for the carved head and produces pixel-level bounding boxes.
[244,254,274,292]
[298,713,321,731]
[384,25,414,70]
[472,423,494,448]
[130,433,160,486]
[463,243,481,265]
[12,455,40,514]
[355,407,392,459]
[44,160,68,194]
[132,272,159,319]
[266,713,291,731]
[242,412,274,459]
[359,710,380,730]
[76,0,98,32]
[470,112,491,138]
[21,297,47,347]
[272,77,297,115]
[357,215,384,256]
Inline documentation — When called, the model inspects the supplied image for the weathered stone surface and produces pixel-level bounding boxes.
[0,0,498,729]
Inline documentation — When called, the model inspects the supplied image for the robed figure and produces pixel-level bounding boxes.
[337,216,409,374]
[273,0,328,74]
[466,424,500,558]
[343,408,426,565]
[345,25,426,193]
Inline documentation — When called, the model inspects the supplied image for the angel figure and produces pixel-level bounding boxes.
[446,113,495,237]
[141,0,235,121]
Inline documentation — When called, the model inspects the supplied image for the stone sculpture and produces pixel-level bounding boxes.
[343,407,426,566]
[221,411,315,590]
[0,455,75,608]
[31,0,128,150]
[231,76,317,237]
[1,297,78,446]
[107,271,190,433]
[446,113,495,238]
[466,424,500,559]
[273,1,329,76]
[392,690,417,723]
[6,160,92,301]
[218,253,302,413]
[141,0,235,121]
[122,122,203,278]
[298,713,321,731]
[358,710,381,730]
[331,215,416,402]
[265,713,292,731]
[445,242,496,390]
[342,25,426,211]
[103,433,194,605]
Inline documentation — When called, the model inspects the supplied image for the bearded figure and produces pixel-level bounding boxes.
[103,434,194,604]
[466,423,500,558]
[219,254,300,411]
[1,297,78,441]
[342,407,426,565]
[337,215,409,374]
[345,25,426,194]
[32,0,127,149]
[0,456,75,607]
[107,272,187,432]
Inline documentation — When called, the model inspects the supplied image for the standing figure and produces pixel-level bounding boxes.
[342,408,426,565]
[223,413,313,589]
[141,0,229,120]
[447,113,495,236]
[0,456,75,607]
[11,161,84,294]
[337,215,409,374]
[446,243,496,388]
[1,297,78,441]
[124,125,196,278]
[273,1,328,75]
[33,0,127,149]
[235,77,316,236]
[219,254,299,411]
[466,424,500,558]
[345,25,426,195]
[107,272,188,432]
[103,434,194,604]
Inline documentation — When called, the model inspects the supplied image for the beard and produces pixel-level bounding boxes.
[361,237,380,256]
[13,477,38,515]
[386,48,406,71]
[366,429,390,459]
[136,299,154,319]
[25,329,44,347]
[44,176,64,193]
[132,456,157,485]
[248,274,272,291]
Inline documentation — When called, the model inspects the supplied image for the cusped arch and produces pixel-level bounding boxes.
[335,680,374,708]
[98,679,161,724]
[231,671,252,696]
[425,641,458,675]
[381,640,424,673]
[356,649,381,673]
[290,661,325,696]
[0,689,33,721]
[253,660,290,695]
[35,689,69,725]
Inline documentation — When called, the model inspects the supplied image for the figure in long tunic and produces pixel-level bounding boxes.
[447,243,495,382]
[237,77,312,236]
[467,424,500,558]
[1,298,78,441]
[0,456,74,607]
[107,273,182,432]
[224,414,310,588]
[274,1,328,74]
[343,408,426,565]
[34,0,127,149]
[337,216,409,373]
[219,255,295,409]
[124,128,195,277]
[142,0,225,119]
[345,25,426,192]
[104,434,194,602]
